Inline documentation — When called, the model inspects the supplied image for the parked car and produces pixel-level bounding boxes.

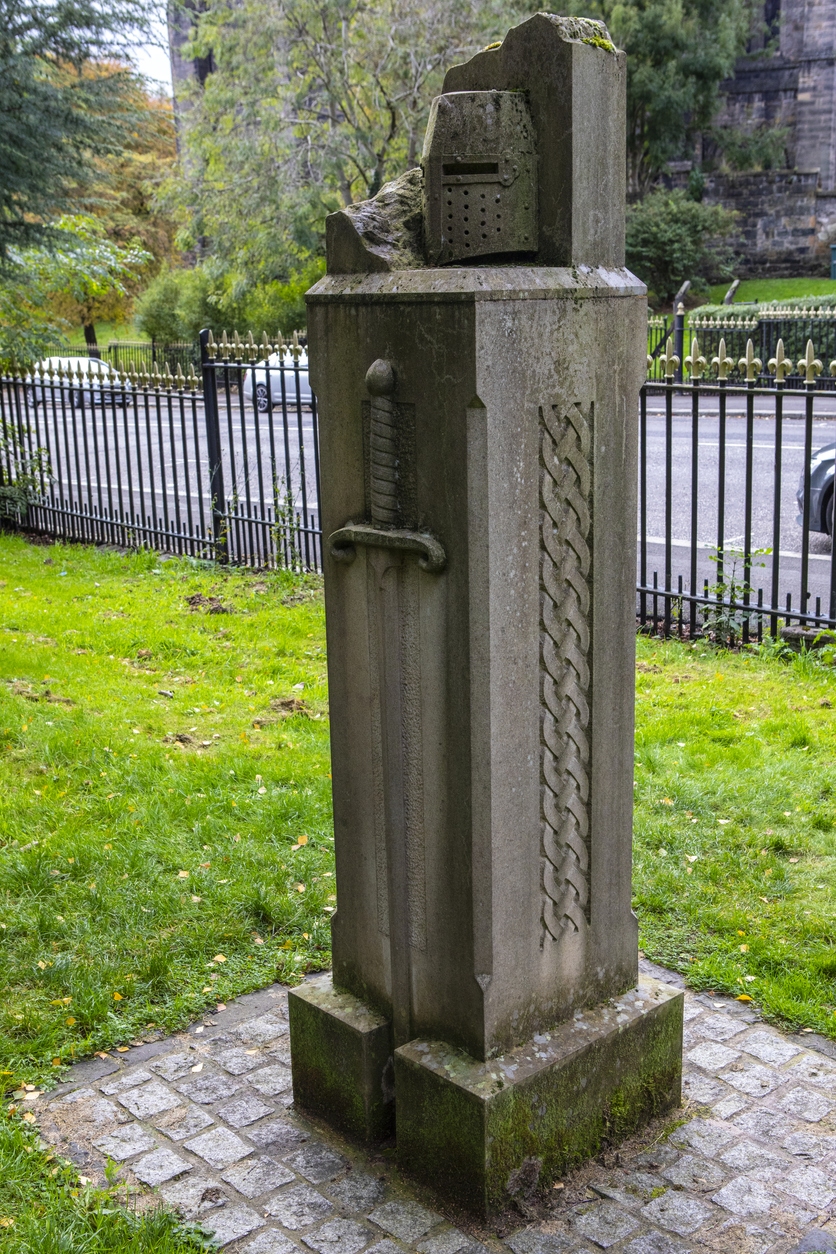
[243,352,312,412]
[797,443,835,536]
[27,357,132,407]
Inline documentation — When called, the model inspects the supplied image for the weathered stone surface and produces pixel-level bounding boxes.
[264,1184,335,1229]
[152,1102,214,1141]
[739,1030,802,1065]
[368,1201,440,1243]
[247,1064,293,1096]
[92,1122,157,1161]
[394,979,682,1212]
[712,1175,778,1216]
[159,1174,228,1218]
[303,1218,373,1254]
[213,1047,266,1076]
[442,14,624,266]
[184,1127,253,1170]
[246,1117,310,1153]
[289,976,394,1142]
[116,1081,182,1119]
[326,170,425,276]
[234,1014,289,1045]
[325,1172,386,1213]
[216,1093,274,1128]
[640,1190,714,1235]
[778,1087,834,1122]
[202,1204,266,1247]
[571,1200,638,1246]
[175,1072,241,1104]
[660,1153,725,1191]
[422,91,537,265]
[101,1069,154,1095]
[131,1147,192,1186]
[243,1232,300,1254]
[221,1155,295,1198]
[286,1144,350,1185]
[149,1053,197,1082]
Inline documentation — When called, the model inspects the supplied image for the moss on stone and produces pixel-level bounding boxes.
[582,34,616,53]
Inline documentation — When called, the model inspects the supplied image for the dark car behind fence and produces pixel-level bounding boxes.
[3,327,836,643]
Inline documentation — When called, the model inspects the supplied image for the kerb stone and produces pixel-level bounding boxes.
[394,978,682,1212]
[289,975,394,1142]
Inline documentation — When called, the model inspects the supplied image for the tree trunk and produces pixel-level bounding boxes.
[83,322,101,359]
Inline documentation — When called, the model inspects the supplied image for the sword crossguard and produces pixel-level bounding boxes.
[329,524,446,573]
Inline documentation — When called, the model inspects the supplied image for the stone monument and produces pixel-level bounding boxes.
[289,12,684,1216]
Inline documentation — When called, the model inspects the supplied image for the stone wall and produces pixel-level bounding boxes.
[700,170,836,277]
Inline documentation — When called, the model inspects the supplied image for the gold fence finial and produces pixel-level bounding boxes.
[207,330,217,360]
[187,363,199,391]
[831,358,836,378]
[798,339,823,384]
[175,364,186,390]
[220,330,230,362]
[712,338,732,381]
[260,331,271,359]
[246,330,258,364]
[291,330,302,362]
[738,339,762,382]
[768,339,792,383]
[276,331,286,358]
[659,337,680,380]
[685,335,706,380]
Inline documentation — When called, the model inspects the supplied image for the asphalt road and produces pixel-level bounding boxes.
[640,395,836,621]
[13,384,836,620]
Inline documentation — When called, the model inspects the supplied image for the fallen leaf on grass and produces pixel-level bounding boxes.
[212,954,226,963]
[736,994,753,1002]
[116,1046,129,1053]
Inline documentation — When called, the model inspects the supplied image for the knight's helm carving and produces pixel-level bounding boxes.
[422,90,537,265]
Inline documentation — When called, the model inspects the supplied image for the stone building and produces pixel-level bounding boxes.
[707,0,836,275]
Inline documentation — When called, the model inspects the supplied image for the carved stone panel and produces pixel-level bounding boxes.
[539,402,593,944]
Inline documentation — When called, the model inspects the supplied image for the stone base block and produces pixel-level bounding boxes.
[288,975,394,1142]
[394,976,683,1215]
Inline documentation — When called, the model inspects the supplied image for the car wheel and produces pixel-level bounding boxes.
[255,383,269,413]
[827,491,834,539]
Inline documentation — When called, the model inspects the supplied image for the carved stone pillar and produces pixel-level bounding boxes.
[289,12,683,1215]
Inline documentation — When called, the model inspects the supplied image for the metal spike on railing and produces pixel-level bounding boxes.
[232,329,243,360]
[712,338,733,381]
[260,331,271,359]
[685,335,706,380]
[187,363,199,391]
[175,364,186,390]
[659,336,680,380]
[768,338,792,383]
[798,339,823,384]
[163,363,175,391]
[275,331,286,359]
[245,330,257,364]
[206,329,218,361]
[220,330,230,362]
[129,366,139,388]
[739,339,762,382]
[291,330,302,362]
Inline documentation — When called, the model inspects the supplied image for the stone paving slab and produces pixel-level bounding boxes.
[31,963,836,1253]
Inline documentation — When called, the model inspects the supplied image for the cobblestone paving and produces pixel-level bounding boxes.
[30,961,836,1254]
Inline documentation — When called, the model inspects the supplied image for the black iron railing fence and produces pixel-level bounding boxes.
[0,329,320,570]
[44,340,200,376]
[4,328,836,644]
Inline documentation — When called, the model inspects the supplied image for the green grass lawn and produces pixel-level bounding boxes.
[3,534,836,1076]
[634,635,836,1034]
[0,536,331,1092]
[64,322,151,348]
[707,277,836,306]
[4,535,836,1239]
[0,1107,211,1251]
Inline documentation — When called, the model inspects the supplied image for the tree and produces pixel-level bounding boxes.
[165,0,519,286]
[625,188,736,303]
[566,0,753,196]
[0,215,150,365]
[0,0,154,267]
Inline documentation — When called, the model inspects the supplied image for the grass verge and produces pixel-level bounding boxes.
[706,277,836,306]
[634,634,836,1036]
[0,535,331,1091]
[0,1108,211,1251]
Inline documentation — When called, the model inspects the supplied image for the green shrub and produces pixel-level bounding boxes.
[626,189,737,305]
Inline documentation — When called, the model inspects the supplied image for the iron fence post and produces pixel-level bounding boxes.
[200,328,228,562]
[673,302,685,384]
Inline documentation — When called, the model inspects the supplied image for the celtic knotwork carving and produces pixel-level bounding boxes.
[539,402,592,942]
